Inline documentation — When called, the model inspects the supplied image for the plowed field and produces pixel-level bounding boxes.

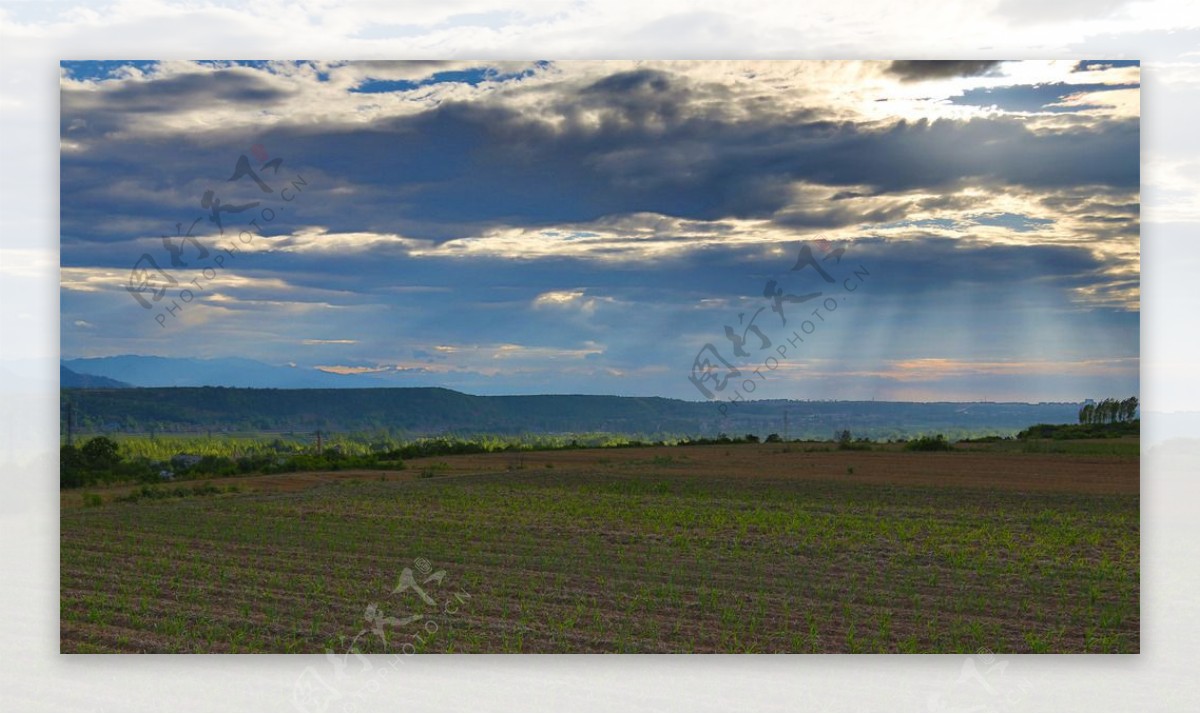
[61,443,1138,653]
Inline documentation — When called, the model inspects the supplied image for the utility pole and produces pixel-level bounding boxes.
[783,409,789,443]
[315,430,323,455]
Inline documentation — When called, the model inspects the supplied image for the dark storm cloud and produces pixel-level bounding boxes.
[770,199,913,229]
[58,61,1139,402]
[885,60,1004,82]
[146,234,1123,322]
[59,63,1138,247]
[172,103,1136,239]
[62,68,293,126]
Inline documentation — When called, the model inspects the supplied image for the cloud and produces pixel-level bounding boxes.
[314,364,393,375]
[885,61,1004,82]
[56,60,1140,401]
[876,357,1138,381]
[994,0,1132,24]
[949,81,1139,114]
[533,289,586,307]
[58,60,1139,247]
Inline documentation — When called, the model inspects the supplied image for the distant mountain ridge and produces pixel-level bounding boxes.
[60,365,131,388]
[62,356,393,389]
[60,385,1085,440]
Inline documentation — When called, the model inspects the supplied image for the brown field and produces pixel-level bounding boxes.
[61,442,1139,653]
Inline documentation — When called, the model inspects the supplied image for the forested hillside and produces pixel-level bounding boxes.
[61,387,1083,440]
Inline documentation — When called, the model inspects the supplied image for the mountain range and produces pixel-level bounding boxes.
[62,355,393,389]
[60,355,1090,439]
[60,365,131,388]
[61,387,1084,441]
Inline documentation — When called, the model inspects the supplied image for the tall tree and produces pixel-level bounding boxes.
[81,436,121,471]
[1121,396,1139,422]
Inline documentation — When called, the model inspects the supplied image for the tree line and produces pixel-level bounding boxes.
[60,436,406,489]
[1078,397,1138,425]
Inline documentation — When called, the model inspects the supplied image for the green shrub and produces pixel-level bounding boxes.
[81,437,121,471]
[1017,421,1139,440]
[60,445,84,489]
[904,435,954,452]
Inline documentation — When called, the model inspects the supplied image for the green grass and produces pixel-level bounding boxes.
[79,432,695,462]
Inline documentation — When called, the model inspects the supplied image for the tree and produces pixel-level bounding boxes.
[81,436,121,472]
[1079,397,1138,425]
[60,444,84,489]
[1121,396,1139,422]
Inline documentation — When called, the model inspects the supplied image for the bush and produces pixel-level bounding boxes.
[60,445,84,489]
[114,482,230,503]
[904,435,954,452]
[836,430,871,451]
[958,435,1008,443]
[385,438,488,460]
[62,438,137,488]
[81,437,121,471]
[1017,421,1139,440]
[115,458,160,484]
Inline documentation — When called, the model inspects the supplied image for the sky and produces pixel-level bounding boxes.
[58,59,1140,402]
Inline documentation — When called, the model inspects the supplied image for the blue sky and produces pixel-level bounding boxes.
[59,60,1140,401]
